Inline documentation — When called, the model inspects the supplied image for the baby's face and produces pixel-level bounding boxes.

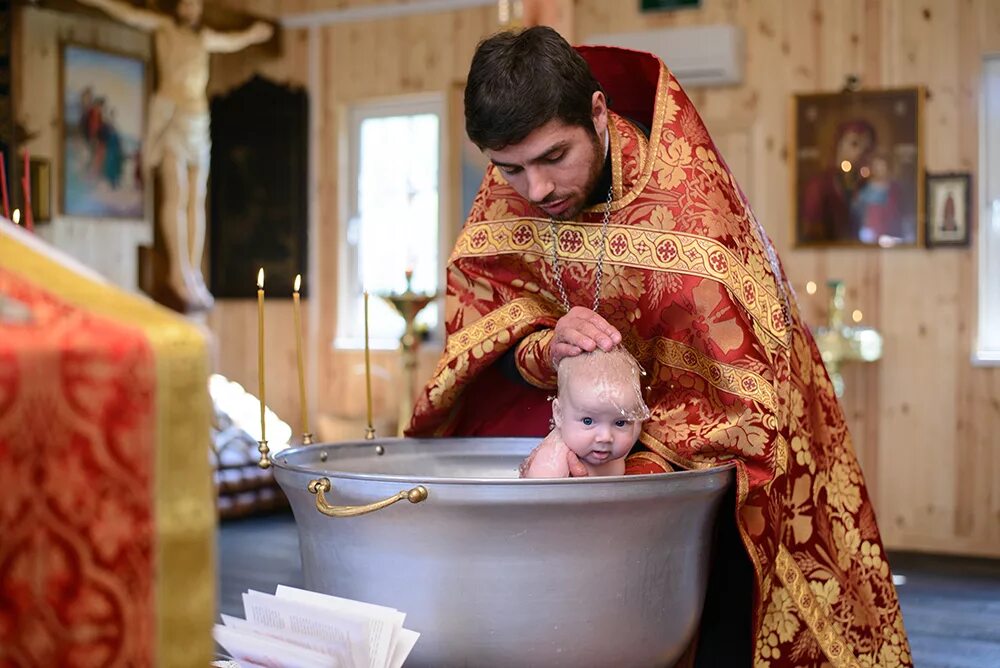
[554,382,644,467]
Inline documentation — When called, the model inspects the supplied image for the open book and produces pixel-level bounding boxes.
[213,585,419,668]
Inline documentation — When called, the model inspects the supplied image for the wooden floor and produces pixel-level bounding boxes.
[218,511,1000,668]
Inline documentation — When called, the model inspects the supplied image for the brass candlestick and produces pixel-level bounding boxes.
[381,269,437,436]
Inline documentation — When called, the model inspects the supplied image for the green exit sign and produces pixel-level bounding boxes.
[640,0,701,11]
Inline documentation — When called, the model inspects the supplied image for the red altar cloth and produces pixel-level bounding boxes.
[0,222,214,667]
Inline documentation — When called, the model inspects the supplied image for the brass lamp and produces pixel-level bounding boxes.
[812,280,883,397]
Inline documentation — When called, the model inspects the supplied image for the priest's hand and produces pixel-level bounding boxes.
[520,429,588,478]
[565,448,589,478]
[549,306,622,368]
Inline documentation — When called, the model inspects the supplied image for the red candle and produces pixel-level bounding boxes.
[0,152,8,220]
[21,151,33,232]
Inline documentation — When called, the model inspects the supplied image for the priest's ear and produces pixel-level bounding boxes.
[590,91,609,139]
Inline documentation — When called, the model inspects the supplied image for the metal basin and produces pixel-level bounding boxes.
[271,437,733,667]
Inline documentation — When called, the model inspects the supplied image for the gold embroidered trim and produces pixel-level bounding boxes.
[632,120,649,179]
[607,64,669,212]
[773,433,789,476]
[775,545,862,668]
[444,298,554,361]
[609,117,624,200]
[453,220,788,345]
[653,339,778,411]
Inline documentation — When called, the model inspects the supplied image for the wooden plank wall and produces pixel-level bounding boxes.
[19,0,1000,557]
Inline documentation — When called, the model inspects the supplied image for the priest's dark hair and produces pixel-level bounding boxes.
[464,26,604,151]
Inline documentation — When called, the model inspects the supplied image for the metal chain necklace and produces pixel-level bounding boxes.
[550,187,613,313]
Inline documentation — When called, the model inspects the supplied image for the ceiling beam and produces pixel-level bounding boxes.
[280,0,495,29]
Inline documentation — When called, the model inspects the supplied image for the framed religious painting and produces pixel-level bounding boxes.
[925,172,971,248]
[60,43,147,219]
[792,87,923,248]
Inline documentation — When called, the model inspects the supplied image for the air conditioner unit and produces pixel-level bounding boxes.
[584,24,744,88]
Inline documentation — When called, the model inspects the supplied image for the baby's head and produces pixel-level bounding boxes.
[553,348,650,467]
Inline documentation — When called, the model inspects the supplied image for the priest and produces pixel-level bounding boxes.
[408,26,911,667]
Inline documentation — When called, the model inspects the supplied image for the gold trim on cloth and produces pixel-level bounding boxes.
[0,226,214,668]
[606,64,670,213]
[775,545,862,668]
[443,297,555,362]
[608,118,625,200]
[653,338,778,411]
[454,220,789,345]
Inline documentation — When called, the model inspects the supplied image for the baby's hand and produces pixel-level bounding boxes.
[520,429,571,478]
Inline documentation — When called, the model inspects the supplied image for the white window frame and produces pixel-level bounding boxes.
[336,93,447,351]
[975,55,1000,365]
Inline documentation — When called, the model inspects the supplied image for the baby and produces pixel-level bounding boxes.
[520,347,650,478]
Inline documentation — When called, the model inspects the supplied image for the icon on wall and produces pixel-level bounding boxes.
[61,44,147,219]
[792,87,923,248]
[925,172,971,248]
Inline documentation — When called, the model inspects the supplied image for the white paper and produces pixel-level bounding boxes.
[275,585,404,668]
[220,586,420,668]
[387,628,420,668]
[213,624,336,668]
[242,591,371,667]
[221,614,352,668]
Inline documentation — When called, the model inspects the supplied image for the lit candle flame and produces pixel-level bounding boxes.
[11,209,20,225]
[806,281,817,295]
[257,267,266,448]
[852,309,863,323]
[292,273,309,438]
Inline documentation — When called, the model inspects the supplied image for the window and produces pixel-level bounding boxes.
[337,94,444,349]
[977,56,1000,364]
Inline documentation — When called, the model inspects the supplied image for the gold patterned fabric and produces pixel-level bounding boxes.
[0,223,214,668]
[408,46,911,666]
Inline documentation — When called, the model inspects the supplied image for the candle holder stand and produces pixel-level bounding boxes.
[381,270,437,436]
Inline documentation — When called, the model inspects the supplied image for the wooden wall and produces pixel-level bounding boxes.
[19,0,1000,557]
